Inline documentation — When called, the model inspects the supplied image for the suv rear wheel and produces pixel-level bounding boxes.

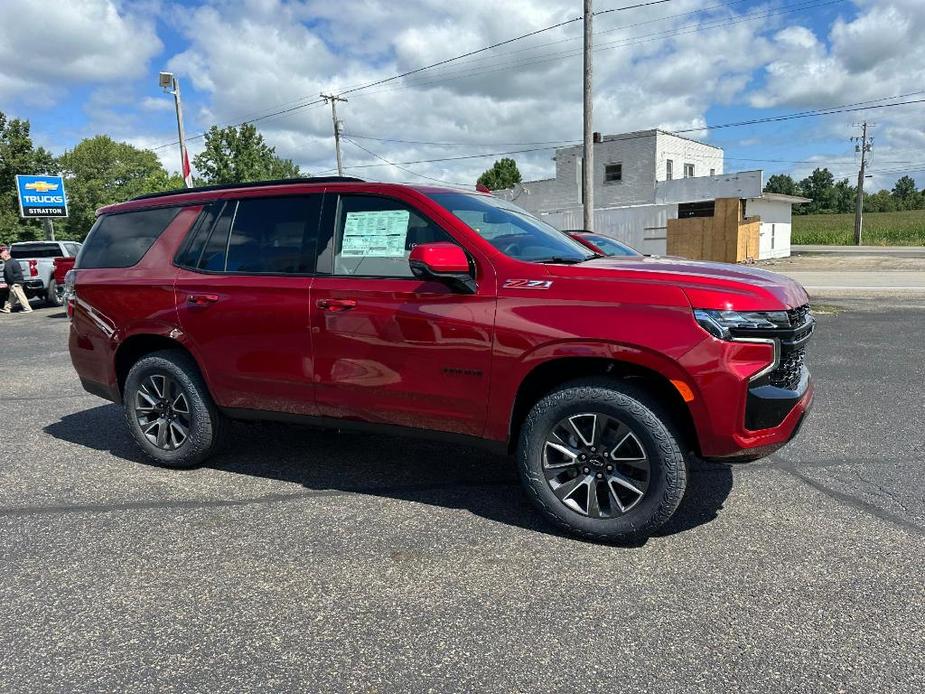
[517,379,687,543]
[123,349,225,468]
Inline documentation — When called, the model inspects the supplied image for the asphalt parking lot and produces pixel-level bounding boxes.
[1,299,923,692]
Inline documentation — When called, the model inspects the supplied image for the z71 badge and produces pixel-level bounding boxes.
[502,279,553,289]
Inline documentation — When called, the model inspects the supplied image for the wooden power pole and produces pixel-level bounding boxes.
[852,122,872,245]
[582,0,594,232]
[321,93,348,175]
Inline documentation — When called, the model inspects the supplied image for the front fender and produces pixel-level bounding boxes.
[483,336,710,443]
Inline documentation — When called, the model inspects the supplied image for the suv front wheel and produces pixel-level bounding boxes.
[517,379,687,543]
[123,349,225,468]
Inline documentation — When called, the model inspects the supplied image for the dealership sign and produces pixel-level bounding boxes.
[16,174,68,218]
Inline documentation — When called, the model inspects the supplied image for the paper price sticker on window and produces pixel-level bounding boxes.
[342,210,410,257]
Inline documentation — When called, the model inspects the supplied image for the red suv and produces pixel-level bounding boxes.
[68,178,814,542]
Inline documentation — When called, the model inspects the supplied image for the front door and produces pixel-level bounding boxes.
[310,192,496,437]
[175,193,323,415]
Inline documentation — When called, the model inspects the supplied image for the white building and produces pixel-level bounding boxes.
[497,129,807,258]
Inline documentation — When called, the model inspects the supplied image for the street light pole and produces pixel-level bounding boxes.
[160,72,192,188]
[582,0,594,232]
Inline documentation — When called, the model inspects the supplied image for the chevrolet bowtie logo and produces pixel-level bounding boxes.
[24,181,59,193]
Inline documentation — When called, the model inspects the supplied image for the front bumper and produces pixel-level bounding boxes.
[706,375,813,462]
[681,330,814,461]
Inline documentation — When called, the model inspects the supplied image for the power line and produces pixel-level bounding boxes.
[335,0,675,97]
[321,95,925,173]
[148,0,836,153]
[399,0,758,77]
[342,137,472,186]
[151,99,327,151]
[349,0,845,98]
[359,0,778,89]
[149,1,676,152]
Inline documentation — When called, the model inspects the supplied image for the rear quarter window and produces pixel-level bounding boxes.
[77,206,181,269]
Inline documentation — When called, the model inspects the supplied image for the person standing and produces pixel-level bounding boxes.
[1,246,32,314]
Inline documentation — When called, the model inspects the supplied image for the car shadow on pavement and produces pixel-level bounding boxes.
[45,404,734,544]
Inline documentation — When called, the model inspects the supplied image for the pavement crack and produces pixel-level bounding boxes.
[0,480,516,518]
[853,469,913,516]
[778,463,924,536]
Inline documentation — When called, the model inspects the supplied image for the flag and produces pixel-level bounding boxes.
[182,146,192,188]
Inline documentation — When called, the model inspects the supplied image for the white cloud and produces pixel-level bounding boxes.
[748,0,925,188]
[160,0,781,183]
[0,0,162,105]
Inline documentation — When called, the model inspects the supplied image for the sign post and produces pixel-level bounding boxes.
[15,175,68,241]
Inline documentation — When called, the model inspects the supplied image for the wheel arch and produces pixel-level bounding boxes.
[114,334,206,399]
[507,356,700,456]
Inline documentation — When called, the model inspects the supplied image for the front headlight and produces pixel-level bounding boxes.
[693,309,789,340]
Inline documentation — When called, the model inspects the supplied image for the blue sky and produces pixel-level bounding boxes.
[1,0,923,190]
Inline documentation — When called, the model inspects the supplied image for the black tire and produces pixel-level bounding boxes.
[517,378,687,543]
[123,349,225,468]
[46,279,64,307]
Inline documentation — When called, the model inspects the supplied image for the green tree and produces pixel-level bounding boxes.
[763,173,800,197]
[864,189,896,213]
[832,178,857,214]
[799,168,836,214]
[477,157,522,190]
[193,123,301,184]
[0,112,57,244]
[891,175,917,210]
[57,135,172,239]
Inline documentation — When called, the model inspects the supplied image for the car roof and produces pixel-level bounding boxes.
[98,178,483,216]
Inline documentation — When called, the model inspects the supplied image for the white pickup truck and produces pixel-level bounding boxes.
[6,241,82,307]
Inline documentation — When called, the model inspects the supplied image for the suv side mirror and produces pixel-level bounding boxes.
[409,243,476,294]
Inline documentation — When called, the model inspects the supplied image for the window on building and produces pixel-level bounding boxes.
[684,163,695,177]
[666,159,673,180]
[604,163,623,183]
[678,201,715,219]
[709,168,716,176]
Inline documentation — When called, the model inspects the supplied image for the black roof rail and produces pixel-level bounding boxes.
[130,176,365,201]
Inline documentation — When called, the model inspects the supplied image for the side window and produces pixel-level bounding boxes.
[184,196,321,274]
[64,242,80,256]
[176,201,222,269]
[77,206,181,269]
[328,195,455,278]
[198,203,235,272]
[225,196,321,274]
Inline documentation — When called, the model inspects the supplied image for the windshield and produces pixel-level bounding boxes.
[582,234,640,257]
[428,192,594,263]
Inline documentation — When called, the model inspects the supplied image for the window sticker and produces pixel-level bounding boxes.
[341,210,410,257]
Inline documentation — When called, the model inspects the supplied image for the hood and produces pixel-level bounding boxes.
[551,256,809,310]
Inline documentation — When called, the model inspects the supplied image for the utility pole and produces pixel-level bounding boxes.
[852,121,873,245]
[582,0,594,231]
[159,72,192,187]
[41,219,55,242]
[321,93,348,175]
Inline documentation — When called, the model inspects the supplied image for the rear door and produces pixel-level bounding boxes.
[174,193,323,415]
[309,191,497,437]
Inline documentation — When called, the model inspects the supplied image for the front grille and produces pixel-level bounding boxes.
[788,304,811,326]
[769,345,806,391]
[732,303,813,392]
